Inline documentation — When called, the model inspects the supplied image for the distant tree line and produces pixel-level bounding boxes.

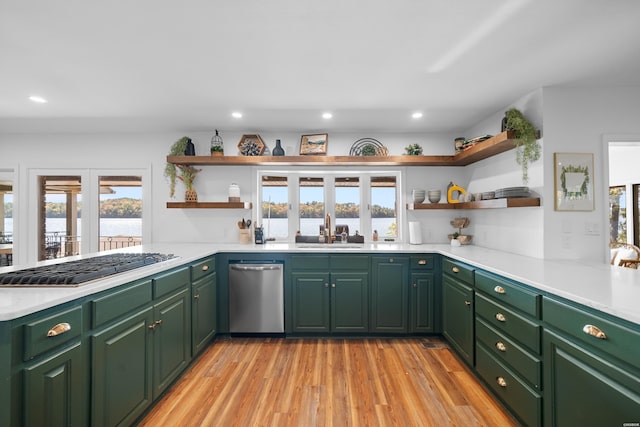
[2,199,142,218]
[262,202,395,218]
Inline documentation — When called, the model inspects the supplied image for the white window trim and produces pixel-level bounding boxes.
[256,168,403,242]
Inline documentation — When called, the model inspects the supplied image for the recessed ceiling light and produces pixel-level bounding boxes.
[412,112,423,119]
[29,96,47,103]
[322,112,333,119]
[232,112,242,118]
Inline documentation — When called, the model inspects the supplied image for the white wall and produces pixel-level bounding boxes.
[542,86,640,262]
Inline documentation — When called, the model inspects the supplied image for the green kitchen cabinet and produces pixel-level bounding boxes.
[290,254,369,333]
[543,296,640,426]
[191,256,217,356]
[370,256,409,333]
[442,258,475,366]
[410,272,437,333]
[23,341,87,426]
[92,306,154,427]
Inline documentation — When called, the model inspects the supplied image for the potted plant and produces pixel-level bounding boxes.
[177,165,202,202]
[164,136,192,198]
[210,145,224,156]
[404,143,423,155]
[504,108,540,184]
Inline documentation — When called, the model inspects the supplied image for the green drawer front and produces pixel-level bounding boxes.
[153,267,189,298]
[330,255,369,270]
[23,305,83,361]
[442,258,474,285]
[92,280,153,328]
[291,255,330,270]
[476,318,541,389]
[475,271,540,318]
[410,255,435,270]
[543,297,640,368]
[191,257,215,282]
[476,345,542,427]
[476,293,541,354]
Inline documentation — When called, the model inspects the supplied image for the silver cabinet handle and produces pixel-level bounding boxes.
[331,283,336,288]
[47,323,71,337]
[494,285,506,294]
[148,319,163,330]
[583,324,607,339]
[496,342,507,352]
[194,294,200,300]
[324,283,329,288]
[413,283,417,288]
[230,264,281,271]
[495,313,506,322]
[464,300,471,306]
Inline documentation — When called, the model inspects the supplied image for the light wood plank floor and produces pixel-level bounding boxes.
[138,337,517,427]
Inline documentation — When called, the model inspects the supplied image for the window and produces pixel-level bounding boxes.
[258,170,401,242]
[0,174,12,266]
[38,175,82,260]
[98,176,142,252]
[261,176,289,240]
[610,185,627,244]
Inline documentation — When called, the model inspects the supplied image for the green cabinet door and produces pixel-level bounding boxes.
[371,256,409,333]
[153,289,191,398]
[411,272,436,333]
[442,275,474,365]
[291,272,330,333]
[23,341,87,427]
[331,272,369,332]
[92,307,154,427]
[192,272,217,356]
[544,329,640,427]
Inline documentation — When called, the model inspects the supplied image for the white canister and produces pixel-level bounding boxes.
[408,221,422,245]
[228,183,240,202]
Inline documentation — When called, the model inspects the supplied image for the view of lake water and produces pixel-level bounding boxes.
[4,218,142,237]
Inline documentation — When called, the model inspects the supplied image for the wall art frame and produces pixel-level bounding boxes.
[299,133,328,155]
[554,152,594,211]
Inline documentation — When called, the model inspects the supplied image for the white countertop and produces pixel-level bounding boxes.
[1,242,639,326]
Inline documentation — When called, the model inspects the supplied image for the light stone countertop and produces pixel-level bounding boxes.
[1,242,639,326]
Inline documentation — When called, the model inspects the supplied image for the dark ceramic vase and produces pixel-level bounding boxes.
[272,139,285,156]
[185,138,196,156]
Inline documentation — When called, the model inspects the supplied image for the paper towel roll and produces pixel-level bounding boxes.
[409,221,422,245]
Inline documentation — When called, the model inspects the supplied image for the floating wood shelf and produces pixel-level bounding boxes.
[407,197,540,210]
[167,131,518,167]
[166,202,252,209]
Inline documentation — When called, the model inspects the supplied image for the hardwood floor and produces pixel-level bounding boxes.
[138,337,517,427]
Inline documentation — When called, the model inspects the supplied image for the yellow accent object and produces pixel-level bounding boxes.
[447,184,466,203]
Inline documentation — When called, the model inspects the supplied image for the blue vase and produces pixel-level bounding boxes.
[272,139,285,156]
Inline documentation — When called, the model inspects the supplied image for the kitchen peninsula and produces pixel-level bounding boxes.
[1,243,639,426]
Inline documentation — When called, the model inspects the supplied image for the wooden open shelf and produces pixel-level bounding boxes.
[166,202,252,209]
[407,197,540,210]
[167,131,518,167]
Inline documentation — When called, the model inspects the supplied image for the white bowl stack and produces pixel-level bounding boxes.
[412,189,426,203]
[428,189,441,203]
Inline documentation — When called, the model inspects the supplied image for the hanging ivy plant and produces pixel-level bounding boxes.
[504,108,540,184]
[164,136,191,198]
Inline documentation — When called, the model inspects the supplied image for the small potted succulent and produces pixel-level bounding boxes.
[405,143,423,155]
[210,145,224,156]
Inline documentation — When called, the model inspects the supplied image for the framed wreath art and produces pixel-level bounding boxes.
[554,152,594,211]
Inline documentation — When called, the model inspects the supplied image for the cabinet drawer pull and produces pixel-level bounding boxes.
[452,266,460,273]
[389,258,394,263]
[331,283,336,288]
[202,265,209,271]
[464,300,472,306]
[583,324,607,340]
[495,313,506,322]
[495,341,507,352]
[324,283,329,288]
[418,259,427,265]
[496,377,507,387]
[413,283,417,288]
[194,293,200,300]
[148,320,163,330]
[47,322,71,337]
[494,285,506,294]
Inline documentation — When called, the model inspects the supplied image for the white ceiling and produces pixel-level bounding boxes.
[2,0,640,134]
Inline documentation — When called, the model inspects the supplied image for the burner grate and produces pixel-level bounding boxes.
[0,253,176,287]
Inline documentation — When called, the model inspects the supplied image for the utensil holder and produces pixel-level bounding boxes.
[239,229,251,244]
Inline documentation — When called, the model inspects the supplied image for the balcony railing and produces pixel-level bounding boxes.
[43,232,142,260]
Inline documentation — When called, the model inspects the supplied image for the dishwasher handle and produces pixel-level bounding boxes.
[230,264,282,272]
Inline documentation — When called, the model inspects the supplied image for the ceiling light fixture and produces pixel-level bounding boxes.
[29,95,47,103]
[412,112,423,119]
[232,112,242,118]
[322,112,333,119]
[427,0,532,73]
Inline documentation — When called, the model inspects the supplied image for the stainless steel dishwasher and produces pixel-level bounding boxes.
[228,262,284,333]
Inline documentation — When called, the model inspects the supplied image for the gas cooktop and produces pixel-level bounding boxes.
[0,252,176,287]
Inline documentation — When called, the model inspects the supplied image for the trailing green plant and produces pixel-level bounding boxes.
[504,108,540,184]
[164,136,191,198]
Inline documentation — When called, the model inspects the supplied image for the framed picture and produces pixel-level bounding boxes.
[554,152,594,211]
[300,134,328,155]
